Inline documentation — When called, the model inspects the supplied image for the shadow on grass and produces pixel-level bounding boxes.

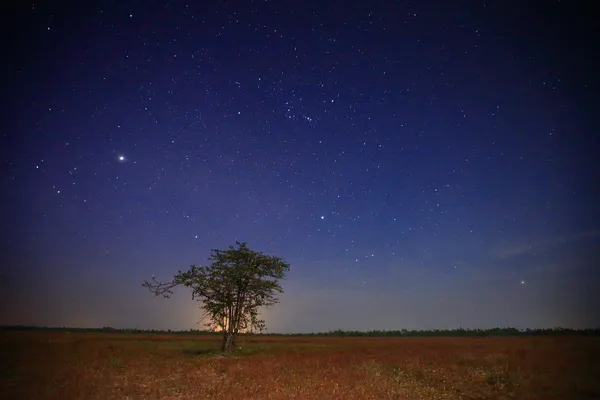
[182,347,222,356]
[182,342,271,357]
[135,338,332,358]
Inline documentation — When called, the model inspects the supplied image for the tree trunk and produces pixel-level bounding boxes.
[221,331,236,352]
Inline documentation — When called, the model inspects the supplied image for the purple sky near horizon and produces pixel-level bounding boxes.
[2,0,599,333]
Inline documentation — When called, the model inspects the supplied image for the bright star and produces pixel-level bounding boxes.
[320,216,325,220]
[118,155,126,162]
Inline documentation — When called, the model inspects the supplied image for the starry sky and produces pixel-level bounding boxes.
[2,0,599,333]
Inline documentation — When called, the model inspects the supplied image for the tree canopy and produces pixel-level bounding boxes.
[142,241,290,352]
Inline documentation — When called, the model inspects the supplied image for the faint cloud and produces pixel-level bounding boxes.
[452,260,469,267]
[495,230,600,259]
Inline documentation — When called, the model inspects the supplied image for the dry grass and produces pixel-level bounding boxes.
[1,331,599,399]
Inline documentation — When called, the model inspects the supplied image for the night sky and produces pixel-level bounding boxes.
[2,1,599,333]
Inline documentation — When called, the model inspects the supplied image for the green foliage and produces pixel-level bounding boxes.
[173,242,289,334]
[142,241,290,351]
[107,357,124,369]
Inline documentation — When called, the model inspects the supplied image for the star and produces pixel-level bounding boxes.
[118,155,126,162]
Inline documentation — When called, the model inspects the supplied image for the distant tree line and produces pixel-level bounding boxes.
[2,325,599,337]
[280,327,600,337]
[0,326,221,335]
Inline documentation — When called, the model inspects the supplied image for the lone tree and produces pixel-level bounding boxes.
[142,242,290,352]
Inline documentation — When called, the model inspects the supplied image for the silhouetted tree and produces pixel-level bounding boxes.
[142,242,290,352]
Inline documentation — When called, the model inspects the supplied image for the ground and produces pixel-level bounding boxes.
[2,331,599,399]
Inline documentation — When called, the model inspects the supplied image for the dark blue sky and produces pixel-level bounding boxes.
[2,0,598,332]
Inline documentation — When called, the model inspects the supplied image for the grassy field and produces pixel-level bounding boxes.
[2,331,599,399]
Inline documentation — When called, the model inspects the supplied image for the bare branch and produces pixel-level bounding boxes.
[141,276,179,298]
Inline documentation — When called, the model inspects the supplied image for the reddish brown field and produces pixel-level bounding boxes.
[2,331,599,399]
